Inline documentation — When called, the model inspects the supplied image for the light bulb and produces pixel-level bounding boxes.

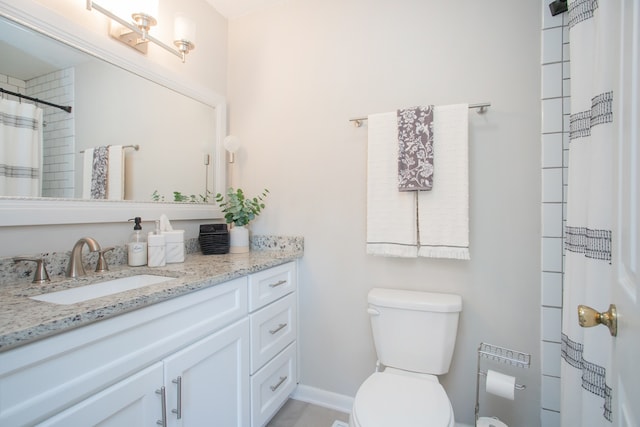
[174,13,196,43]
[138,0,159,19]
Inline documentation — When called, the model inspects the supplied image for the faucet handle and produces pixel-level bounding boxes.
[14,257,51,284]
[95,247,115,273]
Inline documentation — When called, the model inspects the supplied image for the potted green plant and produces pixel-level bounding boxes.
[215,187,268,253]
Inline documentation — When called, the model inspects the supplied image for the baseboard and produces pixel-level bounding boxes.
[291,384,354,414]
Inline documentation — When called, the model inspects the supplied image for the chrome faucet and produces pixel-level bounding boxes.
[66,237,102,278]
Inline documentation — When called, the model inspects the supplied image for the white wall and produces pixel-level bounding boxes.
[228,1,541,425]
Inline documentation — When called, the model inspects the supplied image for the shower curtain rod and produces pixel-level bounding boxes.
[349,102,491,127]
[0,87,72,113]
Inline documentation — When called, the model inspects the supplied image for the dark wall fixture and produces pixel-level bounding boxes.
[549,0,568,16]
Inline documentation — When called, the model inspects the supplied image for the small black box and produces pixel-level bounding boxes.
[199,224,229,255]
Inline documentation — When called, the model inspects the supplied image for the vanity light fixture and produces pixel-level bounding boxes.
[224,135,240,163]
[86,0,196,63]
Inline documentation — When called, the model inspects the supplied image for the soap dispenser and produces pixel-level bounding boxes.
[127,217,148,267]
[147,220,166,267]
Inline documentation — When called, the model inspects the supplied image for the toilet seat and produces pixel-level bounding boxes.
[351,371,454,427]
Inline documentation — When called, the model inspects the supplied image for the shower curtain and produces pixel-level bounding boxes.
[0,98,43,197]
[561,0,619,425]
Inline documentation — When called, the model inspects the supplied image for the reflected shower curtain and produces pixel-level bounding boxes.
[0,98,43,197]
[561,1,619,425]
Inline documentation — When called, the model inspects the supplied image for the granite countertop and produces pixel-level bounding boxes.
[0,249,302,353]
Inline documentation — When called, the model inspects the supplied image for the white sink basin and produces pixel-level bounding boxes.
[30,274,175,305]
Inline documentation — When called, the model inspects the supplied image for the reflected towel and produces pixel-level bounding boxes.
[82,145,125,200]
[82,147,106,199]
[107,145,124,200]
[366,112,418,258]
[417,104,470,260]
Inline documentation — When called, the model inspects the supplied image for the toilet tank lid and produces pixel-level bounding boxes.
[368,288,462,312]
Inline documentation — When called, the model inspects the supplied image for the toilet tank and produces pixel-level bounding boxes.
[368,288,462,375]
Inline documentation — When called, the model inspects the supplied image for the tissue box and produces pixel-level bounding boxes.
[163,230,185,263]
[199,224,229,255]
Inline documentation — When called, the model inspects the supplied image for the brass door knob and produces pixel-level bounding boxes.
[578,304,617,337]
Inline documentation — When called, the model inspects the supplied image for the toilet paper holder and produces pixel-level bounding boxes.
[475,342,530,426]
[477,370,526,390]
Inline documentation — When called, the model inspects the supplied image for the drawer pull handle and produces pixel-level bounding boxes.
[171,376,182,419]
[155,386,167,427]
[269,323,287,334]
[269,280,287,288]
[270,376,288,392]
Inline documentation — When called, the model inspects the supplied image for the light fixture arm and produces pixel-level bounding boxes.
[86,0,193,62]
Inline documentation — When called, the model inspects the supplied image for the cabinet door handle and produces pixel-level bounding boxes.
[269,323,287,335]
[155,386,167,427]
[269,279,287,288]
[171,376,182,419]
[270,376,288,392]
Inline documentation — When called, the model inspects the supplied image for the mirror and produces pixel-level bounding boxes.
[1,15,215,201]
[0,4,225,226]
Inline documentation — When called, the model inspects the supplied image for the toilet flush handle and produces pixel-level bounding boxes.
[367,307,380,316]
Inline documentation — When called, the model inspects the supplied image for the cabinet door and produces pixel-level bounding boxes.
[164,318,250,427]
[37,362,164,427]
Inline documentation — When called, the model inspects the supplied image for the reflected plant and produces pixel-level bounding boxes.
[151,190,212,203]
[151,190,165,202]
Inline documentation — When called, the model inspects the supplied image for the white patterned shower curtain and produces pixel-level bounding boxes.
[0,98,43,197]
[560,1,619,425]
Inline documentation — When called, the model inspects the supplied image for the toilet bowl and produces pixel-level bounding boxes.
[349,288,462,427]
[350,369,455,427]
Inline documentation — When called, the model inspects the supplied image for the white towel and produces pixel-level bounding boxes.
[366,112,418,257]
[417,104,470,259]
[82,147,94,199]
[107,145,124,200]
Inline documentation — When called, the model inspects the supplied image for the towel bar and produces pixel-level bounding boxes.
[79,144,140,154]
[349,102,491,127]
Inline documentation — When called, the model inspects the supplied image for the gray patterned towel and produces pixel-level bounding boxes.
[397,106,434,191]
[90,145,108,199]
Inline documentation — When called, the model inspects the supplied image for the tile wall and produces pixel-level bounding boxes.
[0,72,26,95]
[540,2,569,426]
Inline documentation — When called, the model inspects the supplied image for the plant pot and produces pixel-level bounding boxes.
[229,225,250,253]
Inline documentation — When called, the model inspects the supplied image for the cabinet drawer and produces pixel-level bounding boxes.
[250,342,296,427]
[248,262,296,312]
[250,293,296,374]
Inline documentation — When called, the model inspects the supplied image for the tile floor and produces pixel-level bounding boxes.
[267,399,350,427]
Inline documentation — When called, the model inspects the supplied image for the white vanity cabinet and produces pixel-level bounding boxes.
[248,262,298,427]
[0,277,250,426]
[0,261,299,427]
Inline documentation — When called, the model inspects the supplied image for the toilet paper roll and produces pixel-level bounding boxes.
[485,369,516,400]
[476,416,508,427]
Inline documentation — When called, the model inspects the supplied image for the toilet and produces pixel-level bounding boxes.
[350,288,462,427]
